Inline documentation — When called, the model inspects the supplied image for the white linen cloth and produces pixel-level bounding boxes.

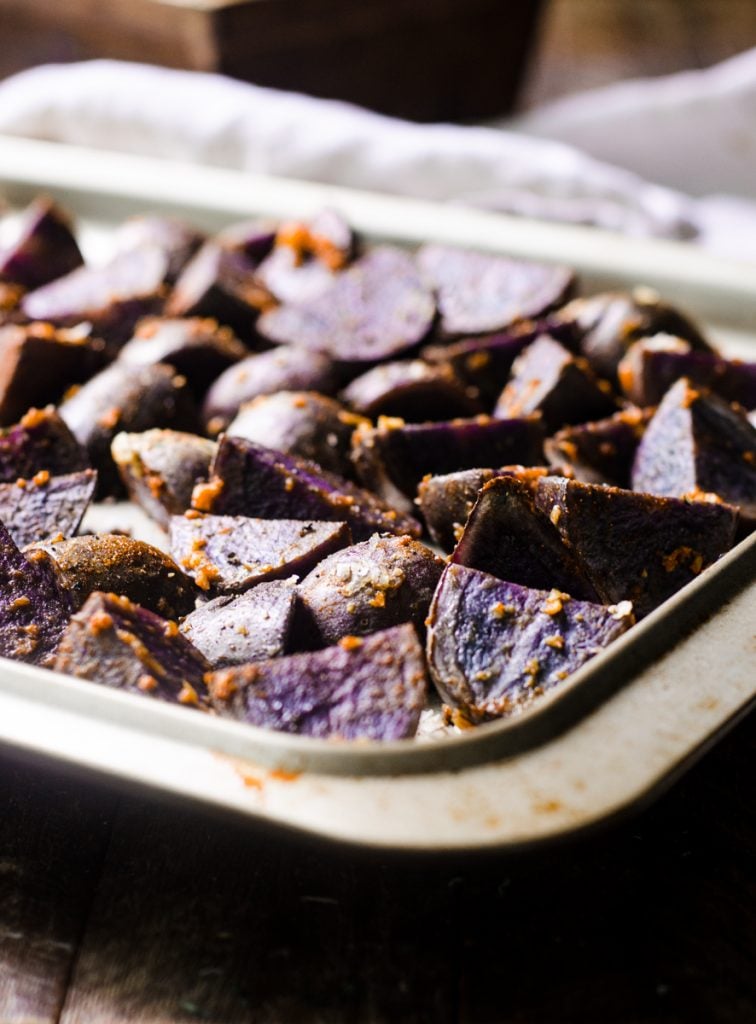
[1,57,756,261]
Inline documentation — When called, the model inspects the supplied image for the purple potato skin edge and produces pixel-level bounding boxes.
[194,435,421,542]
[54,591,210,706]
[207,622,428,741]
[426,563,633,720]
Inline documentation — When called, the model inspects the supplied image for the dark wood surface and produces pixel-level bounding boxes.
[1,705,755,1022]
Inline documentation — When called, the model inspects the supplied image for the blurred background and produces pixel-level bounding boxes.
[2,0,756,121]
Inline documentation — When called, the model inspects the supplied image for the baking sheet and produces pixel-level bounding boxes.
[0,134,754,849]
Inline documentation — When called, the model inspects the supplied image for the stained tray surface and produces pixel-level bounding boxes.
[0,135,753,850]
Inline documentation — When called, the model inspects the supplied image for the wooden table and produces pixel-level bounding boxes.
[2,705,755,1022]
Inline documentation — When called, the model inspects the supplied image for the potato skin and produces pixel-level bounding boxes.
[28,533,198,620]
[296,534,444,647]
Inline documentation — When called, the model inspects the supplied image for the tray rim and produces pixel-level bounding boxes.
[0,134,754,849]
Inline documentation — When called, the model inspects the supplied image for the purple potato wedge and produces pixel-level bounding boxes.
[114,215,204,284]
[169,512,351,594]
[59,362,198,496]
[340,359,482,421]
[0,521,74,665]
[426,563,633,722]
[296,534,444,647]
[29,534,197,619]
[0,197,83,289]
[180,580,296,668]
[118,317,247,399]
[545,406,653,487]
[192,435,421,542]
[451,475,600,601]
[111,429,216,528]
[207,622,428,741]
[256,247,436,367]
[165,243,274,342]
[416,244,573,337]
[421,322,541,406]
[0,407,89,483]
[22,247,169,349]
[226,391,368,479]
[202,345,340,435]
[0,322,108,425]
[555,288,711,381]
[0,468,96,548]
[494,335,617,432]
[256,209,355,305]
[54,591,210,707]
[351,414,545,514]
[618,335,756,410]
[631,378,756,530]
[417,465,554,552]
[534,476,737,618]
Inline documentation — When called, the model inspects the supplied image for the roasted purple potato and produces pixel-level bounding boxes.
[193,435,421,542]
[207,623,428,740]
[426,563,633,721]
[618,335,756,410]
[29,533,197,619]
[170,512,351,594]
[416,244,573,337]
[0,407,89,482]
[118,317,247,399]
[351,414,545,513]
[340,359,482,421]
[545,407,653,487]
[22,247,169,349]
[0,468,96,548]
[632,378,756,529]
[555,288,711,381]
[202,345,340,435]
[494,335,616,432]
[0,197,83,289]
[256,209,355,305]
[111,429,216,528]
[165,243,273,342]
[257,247,436,367]
[0,522,74,665]
[54,591,210,706]
[180,580,297,668]
[114,215,204,284]
[421,323,540,406]
[417,465,552,552]
[0,323,108,425]
[227,391,368,478]
[534,476,737,617]
[296,534,444,647]
[452,475,600,601]
[59,362,198,496]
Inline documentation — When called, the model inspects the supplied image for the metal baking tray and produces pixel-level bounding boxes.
[0,134,753,851]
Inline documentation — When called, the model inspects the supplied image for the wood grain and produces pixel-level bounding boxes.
[43,708,756,1023]
[0,754,116,1024]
